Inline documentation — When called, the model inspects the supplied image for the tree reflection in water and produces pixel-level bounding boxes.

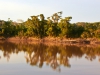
[0,41,100,71]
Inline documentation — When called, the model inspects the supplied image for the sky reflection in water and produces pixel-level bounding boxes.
[0,41,100,75]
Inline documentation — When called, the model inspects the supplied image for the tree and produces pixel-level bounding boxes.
[58,16,72,38]
[46,12,62,37]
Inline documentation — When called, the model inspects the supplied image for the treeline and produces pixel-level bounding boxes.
[0,11,100,39]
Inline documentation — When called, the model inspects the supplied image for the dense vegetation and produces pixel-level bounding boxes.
[0,11,100,39]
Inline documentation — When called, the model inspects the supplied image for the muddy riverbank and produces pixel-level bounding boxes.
[0,37,100,46]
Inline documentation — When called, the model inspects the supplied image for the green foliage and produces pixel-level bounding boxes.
[0,12,100,39]
[58,16,72,38]
[95,29,100,38]
[1,21,15,37]
[81,31,91,38]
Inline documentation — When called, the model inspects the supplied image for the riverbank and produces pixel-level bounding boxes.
[0,37,100,45]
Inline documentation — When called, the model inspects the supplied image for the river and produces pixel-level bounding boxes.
[0,41,100,75]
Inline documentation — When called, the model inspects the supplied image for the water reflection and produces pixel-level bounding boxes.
[0,41,100,71]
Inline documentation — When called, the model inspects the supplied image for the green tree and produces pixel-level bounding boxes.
[58,16,72,38]
[46,12,62,37]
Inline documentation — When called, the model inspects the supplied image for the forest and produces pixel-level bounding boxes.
[0,11,100,40]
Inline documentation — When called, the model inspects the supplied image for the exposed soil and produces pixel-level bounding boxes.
[0,37,100,46]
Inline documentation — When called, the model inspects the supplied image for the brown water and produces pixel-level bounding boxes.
[0,41,100,75]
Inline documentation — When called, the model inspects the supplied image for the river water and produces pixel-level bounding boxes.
[0,41,100,75]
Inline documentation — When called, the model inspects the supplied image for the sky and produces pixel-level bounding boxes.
[0,0,100,23]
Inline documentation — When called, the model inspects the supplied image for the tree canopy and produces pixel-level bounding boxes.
[0,11,100,39]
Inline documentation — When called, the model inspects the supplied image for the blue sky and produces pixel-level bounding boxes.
[0,0,100,23]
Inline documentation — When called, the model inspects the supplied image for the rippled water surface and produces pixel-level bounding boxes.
[0,41,100,75]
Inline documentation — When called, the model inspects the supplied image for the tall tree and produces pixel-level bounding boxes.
[58,16,72,38]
